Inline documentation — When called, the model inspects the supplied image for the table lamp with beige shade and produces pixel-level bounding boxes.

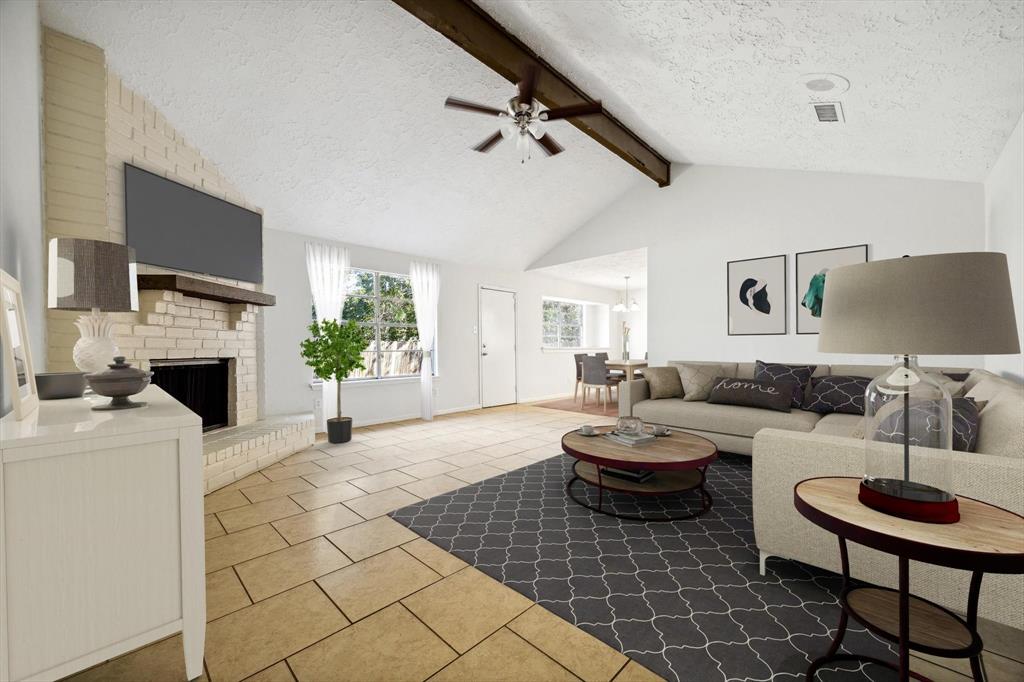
[47,238,139,374]
[818,252,1020,524]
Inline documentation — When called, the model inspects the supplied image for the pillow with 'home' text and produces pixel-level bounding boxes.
[707,377,792,412]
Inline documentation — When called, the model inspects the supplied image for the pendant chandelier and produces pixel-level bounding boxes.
[613,275,640,312]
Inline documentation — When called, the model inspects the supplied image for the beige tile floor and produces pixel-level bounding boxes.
[63,404,1023,682]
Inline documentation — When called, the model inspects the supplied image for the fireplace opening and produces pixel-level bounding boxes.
[151,358,230,432]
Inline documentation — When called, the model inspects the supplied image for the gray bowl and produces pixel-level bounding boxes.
[36,372,87,400]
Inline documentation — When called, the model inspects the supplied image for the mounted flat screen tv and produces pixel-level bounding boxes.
[125,163,263,283]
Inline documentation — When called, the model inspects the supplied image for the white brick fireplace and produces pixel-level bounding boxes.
[115,289,259,427]
[109,285,313,492]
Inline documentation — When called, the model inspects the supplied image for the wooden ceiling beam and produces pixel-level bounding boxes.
[392,0,672,187]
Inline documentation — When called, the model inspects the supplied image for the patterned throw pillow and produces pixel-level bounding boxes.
[754,361,817,408]
[640,367,684,400]
[707,377,792,412]
[676,363,733,402]
[874,397,982,453]
[803,376,872,415]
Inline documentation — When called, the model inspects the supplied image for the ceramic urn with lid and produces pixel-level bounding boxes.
[86,356,153,410]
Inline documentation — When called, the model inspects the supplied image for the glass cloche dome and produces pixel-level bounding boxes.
[861,355,957,523]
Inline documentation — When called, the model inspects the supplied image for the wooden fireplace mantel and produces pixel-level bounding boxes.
[137,274,276,306]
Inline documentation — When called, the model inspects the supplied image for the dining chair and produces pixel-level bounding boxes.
[573,353,587,402]
[596,351,624,381]
[581,356,617,409]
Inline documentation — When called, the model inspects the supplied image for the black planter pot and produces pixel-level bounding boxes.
[327,416,352,444]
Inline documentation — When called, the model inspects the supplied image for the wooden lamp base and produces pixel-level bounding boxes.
[858,479,960,524]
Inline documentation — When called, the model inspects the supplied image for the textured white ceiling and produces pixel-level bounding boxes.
[534,248,647,291]
[479,0,1024,182]
[39,0,639,270]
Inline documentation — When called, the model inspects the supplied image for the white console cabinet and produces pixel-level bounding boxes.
[0,385,205,681]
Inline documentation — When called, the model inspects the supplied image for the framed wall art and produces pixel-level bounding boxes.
[727,254,787,335]
[1,268,39,420]
[795,244,868,334]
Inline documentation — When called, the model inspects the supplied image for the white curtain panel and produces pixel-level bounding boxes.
[305,242,349,430]
[410,261,440,420]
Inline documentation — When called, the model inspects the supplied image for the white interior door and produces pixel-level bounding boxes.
[479,287,517,408]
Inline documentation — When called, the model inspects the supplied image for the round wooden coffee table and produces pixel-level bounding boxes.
[561,426,718,521]
[794,477,1024,682]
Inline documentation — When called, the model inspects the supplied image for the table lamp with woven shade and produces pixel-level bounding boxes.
[48,238,139,373]
[818,252,1020,523]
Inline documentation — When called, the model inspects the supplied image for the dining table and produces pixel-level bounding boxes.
[604,359,648,377]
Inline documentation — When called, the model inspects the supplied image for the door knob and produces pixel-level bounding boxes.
[481,352,489,356]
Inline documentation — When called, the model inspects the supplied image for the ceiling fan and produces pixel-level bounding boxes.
[444,65,603,162]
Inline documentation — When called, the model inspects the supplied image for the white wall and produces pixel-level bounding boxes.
[532,164,987,369]
[984,114,1023,380]
[1,0,44,415]
[261,228,619,426]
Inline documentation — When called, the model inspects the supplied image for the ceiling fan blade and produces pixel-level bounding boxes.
[445,96,506,117]
[473,130,505,153]
[540,101,603,121]
[532,133,564,157]
[518,64,538,107]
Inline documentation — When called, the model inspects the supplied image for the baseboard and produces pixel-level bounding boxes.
[519,392,574,404]
[350,403,484,428]
[438,403,481,415]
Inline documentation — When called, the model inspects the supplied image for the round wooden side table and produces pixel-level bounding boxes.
[794,477,1024,682]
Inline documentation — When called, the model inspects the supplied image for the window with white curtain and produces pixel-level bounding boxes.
[330,268,435,380]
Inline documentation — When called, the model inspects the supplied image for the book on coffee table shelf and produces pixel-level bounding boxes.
[602,467,655,484]
[605,432,656,447]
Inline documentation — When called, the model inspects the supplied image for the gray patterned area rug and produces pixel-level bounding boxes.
[391,454,898,682]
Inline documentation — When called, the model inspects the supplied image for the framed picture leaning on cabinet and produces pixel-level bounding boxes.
[1,268,39,419]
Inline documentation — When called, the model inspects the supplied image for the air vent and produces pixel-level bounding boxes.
[813,102,844,123]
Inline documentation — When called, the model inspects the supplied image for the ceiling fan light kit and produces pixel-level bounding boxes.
[444,64,602,163]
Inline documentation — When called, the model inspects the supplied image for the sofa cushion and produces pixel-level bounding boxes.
[755,361,817,407]
[874,397,982,453]
[927,372,965,398]
[707,377,792,412]
[966,375,1024,403]
[675,362,734,402]
[803,376,872,415]
[632,399,820,438]
[963,368,998,394]
[812,413,865,437]
[640,366,684,399]
[976,389,1024,458]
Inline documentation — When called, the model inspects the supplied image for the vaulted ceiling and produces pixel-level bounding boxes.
[39,0,639,271]
[40,1,1023,271]
[479,0,1023,183]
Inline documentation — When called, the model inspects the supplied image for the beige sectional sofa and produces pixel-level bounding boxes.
[618,360,972,455]
[619,361,1024,631]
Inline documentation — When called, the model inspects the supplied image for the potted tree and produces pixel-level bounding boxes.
[300,318,367,443]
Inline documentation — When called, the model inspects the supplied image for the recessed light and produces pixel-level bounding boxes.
[798,73,850,97]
